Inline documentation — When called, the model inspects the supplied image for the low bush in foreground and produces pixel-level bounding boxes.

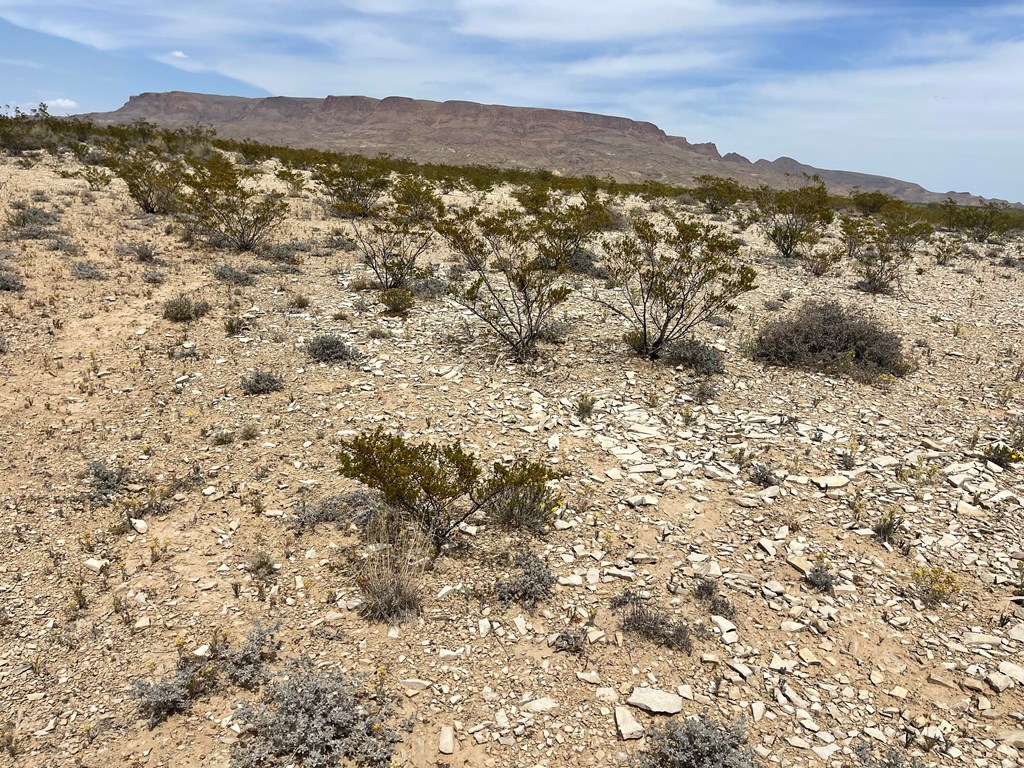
[163,294,211,323]
[636,715,761,768]
[241,370,284,395]
[612,590,693,653]
[230,658,400,768]
[753,300,914,381]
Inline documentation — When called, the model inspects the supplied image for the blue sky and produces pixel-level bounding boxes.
[1,1,1022,201]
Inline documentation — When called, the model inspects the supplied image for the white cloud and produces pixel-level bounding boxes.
[44,97,78,112]
[170,49,187,58]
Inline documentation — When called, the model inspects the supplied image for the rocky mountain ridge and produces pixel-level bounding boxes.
[84,91,995,205]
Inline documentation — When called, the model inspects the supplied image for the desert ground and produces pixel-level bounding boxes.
[0,150,1023,768]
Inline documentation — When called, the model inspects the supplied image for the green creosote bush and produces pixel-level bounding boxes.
[162,293,211,323]
[690,175,748,214]
[378,287,415,315]
[389,174,445,223]
[595,211,756,360]
[338,428,560,553]
[107,148,185,215]
[240,370,284,396]
[350,209,433,290]
[744,178,834,259]
[307,333,361,362]
[496,551,556,611]
[753,300,914,382]
[435,207,572,362]
[230,658,401,768]
[635,715,763,768]
[178,153,288,252]
[612,590,693,653]
[518,186,612,271]
[312,161,392,219]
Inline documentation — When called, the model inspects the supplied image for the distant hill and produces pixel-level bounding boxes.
[84,92,999,205]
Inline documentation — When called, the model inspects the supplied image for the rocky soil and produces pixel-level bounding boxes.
[0,152,1022,768]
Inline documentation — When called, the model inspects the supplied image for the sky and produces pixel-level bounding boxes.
[1,1,1022,201]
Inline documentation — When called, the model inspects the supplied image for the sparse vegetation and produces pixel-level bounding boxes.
[163,293,212,323]
[745,179,834,259]
[595,212,756,359]
[636,715,762,768]
[911,565,959,606]
[612,590,693,653]
[496,552,556,611]
[753,300,914,381]
[240,370,284,395]
[230,658,400,768]
[307,333,361,362]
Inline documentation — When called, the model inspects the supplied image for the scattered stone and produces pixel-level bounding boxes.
[626,687,682,715]
[439,725,455,755]
[522,697,558,713]
[615,706,644,740]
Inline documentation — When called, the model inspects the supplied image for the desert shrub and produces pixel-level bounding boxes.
[575,392,596,421]
[131,673,192,729]
[230,658,399,768]
[660,338,725,374]
[313,161,392,218]
[805,560,836,593]
[693,579,736,620]
[851,741,923,768]
[378,287,414,315]
[744,179,834,259]
[307,334,361,362]
[85,459,138,505]
[479,459,561,535]
[6,201,60,239]
[162,293,211,323]
[293,493,369,531]
[436,207,572,362]
[141,270,167,284]
[338,428,482,552]
[691,175,747,214]
[351,210,433,289]
[76,166,112,190]
[108,148,184,215]
[526,188,611,271]
[596,212,756,359]
[873,509,905,543]
[409,273,448,300]
[258,239,310,264]
[636,715,762,768]
[220,623,281,691]
[70,261,104,280]
[982,442,1023,468]
[753,300,913,381]
[0,334,7,354]
[911,566,959,606]
[390,175,444,223]
[212,263,257,286]
[802,245,843,277]
[612,591,693,653]
[0,267,25,292]
[748,463,780,488]
[537,317,572,344]
[565,248,610,278]
[225,315,247,336]
[354,513,428,623]
[178,153,288,251]
[851,190,896,216]
[241,370,284,395]
[496,552,556,610]
[117,241,159,263]
[691,380,719,404]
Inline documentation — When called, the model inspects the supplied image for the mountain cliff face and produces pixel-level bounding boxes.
[84,92,990,204]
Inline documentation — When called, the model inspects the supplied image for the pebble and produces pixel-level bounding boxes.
[615,706,644,740]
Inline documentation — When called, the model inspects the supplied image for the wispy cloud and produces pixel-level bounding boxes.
[0,1,1020,199]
